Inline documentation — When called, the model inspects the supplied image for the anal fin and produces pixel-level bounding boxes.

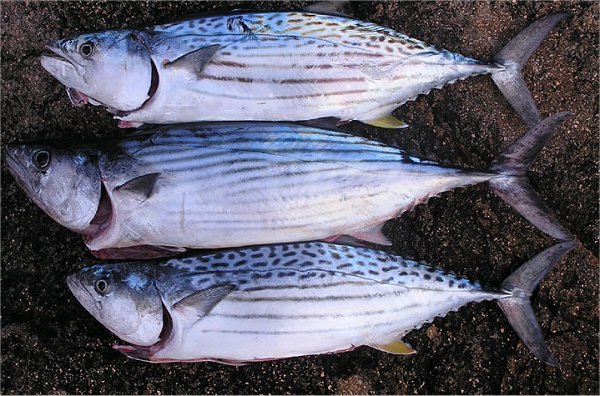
[349,223,392,246]
[369,340,416,355]
[364,115,408,129]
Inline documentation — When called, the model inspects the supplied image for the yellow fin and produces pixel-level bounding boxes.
[365,115,408,129]
[369,341,416,355]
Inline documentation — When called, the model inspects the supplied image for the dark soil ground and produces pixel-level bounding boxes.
[1,1,598,394]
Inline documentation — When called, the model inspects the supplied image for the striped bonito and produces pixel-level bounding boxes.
[4,114,572,259]
[40,9,568,128]
[67,241,575,365]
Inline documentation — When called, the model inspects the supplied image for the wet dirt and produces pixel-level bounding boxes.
[1,1,598,394]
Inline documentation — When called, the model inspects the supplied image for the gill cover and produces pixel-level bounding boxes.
[40,30,153,112]
[4,144,101,233]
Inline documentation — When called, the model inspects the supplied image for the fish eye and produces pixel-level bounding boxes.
[79,42,94,57]
[94,278,110,295]
[32,150,51,172]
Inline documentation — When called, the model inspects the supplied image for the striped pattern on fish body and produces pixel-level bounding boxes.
[152,242,499,362]
[90,122,493,252]
[127,11,494,124]
[67,242,574,364]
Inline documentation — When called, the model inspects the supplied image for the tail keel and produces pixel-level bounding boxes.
[491,13,569,126]
[489,112,573,240]
[498,241,576,366]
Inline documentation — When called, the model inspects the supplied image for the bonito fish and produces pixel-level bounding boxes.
[40,9,567,128]
[67,241,575,365]
[4,114,572,259]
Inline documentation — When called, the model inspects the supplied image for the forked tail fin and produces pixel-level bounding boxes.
[491,13,569,126]
[489,112,573,240]
[497,241,576,366]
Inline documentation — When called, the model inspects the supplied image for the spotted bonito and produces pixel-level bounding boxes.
[67,241,575,365]
[40,9,567,128]
[4,113,572,259]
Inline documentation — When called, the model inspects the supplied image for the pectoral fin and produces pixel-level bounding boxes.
[164,44,222,78]
[114,173,161,202]
[364,115,408,129]
[173,284,236,318]
[369,340,416,355]
[349,223,392,246]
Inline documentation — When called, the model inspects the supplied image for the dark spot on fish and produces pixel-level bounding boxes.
[214,23,223,29]
[238,279,248,285]
[331,252,341,260]
[252,261,268,268]
[283,251,296,257]
[300,261,313,267]
[379,36,385,41]
[268,252,277,258]
[400,271,407,276]
[282,245,289,251]
[318,259,329,265]
[449,280,455,287]
[251,253,263,259]
[234,260,247,267]
[284,259,298,267]
[383,277,394,283]
[277,271,296,278]
[195,266,208,271]
[411,271,419,277]
[352,271,364,276]
[377,257,387,263]
[319,273,327,278]
[436,277,444,282]
[356,261,365,266]
[197,278,210,284]
[424,274,431,280]
[250,247,260,252]
[299,272,317,280]
[200,257,211,263]
[213,262,229,269]
[458,283,466,289]
[272,258,281,266]
[337,263,352,269]
[368,270,379,275]
[302,250,317,258]
[401,262,408,268]
[214,253,224,259]
[276,20,283,26]
[227,253,235,260]
[318,249,326,255]
[427,267,435,273]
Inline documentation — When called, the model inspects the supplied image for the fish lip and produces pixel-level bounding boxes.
[43,45,81,70]
[66,273,99,308]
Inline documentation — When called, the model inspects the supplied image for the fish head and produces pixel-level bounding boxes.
[3,143,101,233]
[40,30,154,112]
[67,263,164,346]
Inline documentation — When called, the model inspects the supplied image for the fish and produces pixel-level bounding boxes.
[66,241,576,365]
[39,9,568,128]
[3,113,572,259]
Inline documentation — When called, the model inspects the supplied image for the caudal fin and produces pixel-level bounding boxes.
[491,13,569,126]
[498,241,576,366]
[489,112,573,240]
